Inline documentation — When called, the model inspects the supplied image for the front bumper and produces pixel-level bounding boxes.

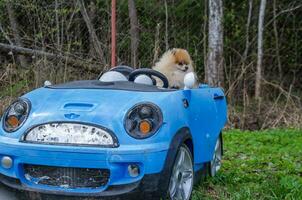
[0,136,169,197]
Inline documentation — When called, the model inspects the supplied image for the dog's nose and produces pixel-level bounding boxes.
[185,66,188,71]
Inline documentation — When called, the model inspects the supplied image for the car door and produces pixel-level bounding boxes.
[183,86,226,164]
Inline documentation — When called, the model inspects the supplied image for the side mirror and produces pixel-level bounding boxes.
[184,72,196,90]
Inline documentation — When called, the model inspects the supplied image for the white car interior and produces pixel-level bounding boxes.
[99,66,197,89]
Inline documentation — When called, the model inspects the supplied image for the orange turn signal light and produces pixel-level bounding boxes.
[139,120,152,134]
[7,116,19,128]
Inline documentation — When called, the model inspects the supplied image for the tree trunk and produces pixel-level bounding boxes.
[206,0,224,87]
[203,0,208,78]
[242,0,253,129]
[128,0,139,67]
[243,0,253,61]
[152,23,161,66]
[77,0,106,66]
[164,0,169,51]
[273,0,282,81]
[255,0,267,100]
[55,0,60,50]
[6,1,28,68]
[88,0,98,59]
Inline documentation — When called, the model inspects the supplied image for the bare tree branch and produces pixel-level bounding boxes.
[250,3,302,47]
[0,23,13,45]
[0,43,100,72]
[6,0,28,68]
[76,0,106,67]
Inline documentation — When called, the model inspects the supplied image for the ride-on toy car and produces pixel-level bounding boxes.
[0,66,227,200]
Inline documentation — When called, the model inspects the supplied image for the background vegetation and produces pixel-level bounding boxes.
[0,0,301,130]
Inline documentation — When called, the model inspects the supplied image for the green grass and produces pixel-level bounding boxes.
[192,129,302,200]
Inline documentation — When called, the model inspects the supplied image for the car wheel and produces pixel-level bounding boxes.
[209,134,223,177]
[168,144,194,200]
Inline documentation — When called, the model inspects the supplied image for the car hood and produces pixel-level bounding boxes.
[24,87,172,121]
[1,87,184,141]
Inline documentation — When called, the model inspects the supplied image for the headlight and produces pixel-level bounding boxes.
[22,123,118,147]
[3,98,31,132]
[124,103,163,139]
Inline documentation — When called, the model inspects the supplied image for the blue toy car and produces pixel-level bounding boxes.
[0,66,227,199]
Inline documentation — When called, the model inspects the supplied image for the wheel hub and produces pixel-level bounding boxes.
[168,146,193,200]
[210,136,222,176]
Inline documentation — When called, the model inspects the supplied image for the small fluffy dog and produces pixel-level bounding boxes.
[153,48,195,89]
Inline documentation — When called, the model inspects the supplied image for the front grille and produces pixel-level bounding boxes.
[23,164,110,189]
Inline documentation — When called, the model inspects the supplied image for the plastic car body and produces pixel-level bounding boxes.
[0,68,227,199]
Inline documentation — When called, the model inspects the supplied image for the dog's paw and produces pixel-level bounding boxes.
[171,85,180,89]
[170,83,183,89]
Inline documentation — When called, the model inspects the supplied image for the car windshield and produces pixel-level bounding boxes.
[46,80,176,92]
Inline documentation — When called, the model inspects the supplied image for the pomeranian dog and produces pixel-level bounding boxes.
[153,48,195,89]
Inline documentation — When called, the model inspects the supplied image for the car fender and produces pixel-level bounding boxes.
[156,127,192,198]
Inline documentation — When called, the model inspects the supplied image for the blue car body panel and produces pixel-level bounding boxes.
[0,82,227,196]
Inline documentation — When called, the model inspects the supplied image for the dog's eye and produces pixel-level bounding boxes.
[178,61,184,65]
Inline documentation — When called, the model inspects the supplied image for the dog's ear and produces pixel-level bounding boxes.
[171,48,177,55]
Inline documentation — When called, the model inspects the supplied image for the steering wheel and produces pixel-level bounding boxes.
[110,65,134,77]
[129,68,169,88]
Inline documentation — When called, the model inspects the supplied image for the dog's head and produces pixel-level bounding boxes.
[170,48,193,73]
[153,48,196,89]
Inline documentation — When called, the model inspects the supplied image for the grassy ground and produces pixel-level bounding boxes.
[192,129,302,200]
